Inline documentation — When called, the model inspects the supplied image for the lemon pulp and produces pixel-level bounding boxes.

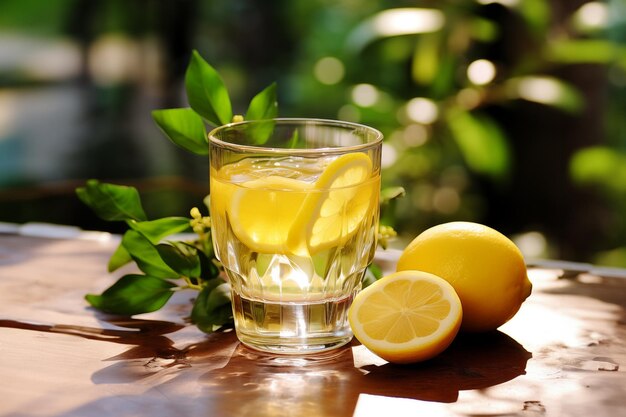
[210,153,378,255]
[348,270,463,364]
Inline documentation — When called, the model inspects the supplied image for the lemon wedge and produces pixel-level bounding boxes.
[348,270,463,364]
[288,153,376,255]
[228,175,312,253]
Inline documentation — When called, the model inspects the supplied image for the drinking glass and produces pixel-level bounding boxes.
[208,118,382,354]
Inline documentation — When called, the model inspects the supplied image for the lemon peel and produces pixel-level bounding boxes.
[396,221,532,332]
[288,153,375,255]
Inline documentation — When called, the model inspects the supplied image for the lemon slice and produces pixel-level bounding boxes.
[348,270,463,364]
[288,153,375,255]
[228,176,312,253]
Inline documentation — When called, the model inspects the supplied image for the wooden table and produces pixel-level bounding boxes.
[1,231,625,416]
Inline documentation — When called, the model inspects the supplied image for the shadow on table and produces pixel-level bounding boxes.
[0,315,530,417]
[199,331,531,416]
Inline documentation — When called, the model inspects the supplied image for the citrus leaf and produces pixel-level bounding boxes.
[381,186,406,204]
[152,108,208,155]
[446,110,510,180]
[85,274,176,315]
[156,241,201,278]
[198,248,220,280]
[347,8,445,52]
[363,263,383,288]
[545,39,623,65]
[122,230,178,278]
[185,50,232,126]
[570,146,626,193]
[505,76,584,113]
[76,180,147,222]
[516,0,551,36]
[191,279,233,333]
[245,82,278,121]
[108,241,133,272]
[127,217,191,245]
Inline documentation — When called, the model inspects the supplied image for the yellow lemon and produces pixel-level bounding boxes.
[228,175,312,253]
[396,221,532,332]
[288,153,377,255]
[348,270,462,364]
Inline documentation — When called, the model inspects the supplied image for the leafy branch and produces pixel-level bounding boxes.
[77,50,399,332]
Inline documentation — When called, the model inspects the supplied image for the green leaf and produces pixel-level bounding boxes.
[152,108,208,155]
[76,180,147,222]
[245,82,278,121]
[363,263,383,288]
[127,217,191,245]
[446,110,511,180]
[191,279,233,333]
[380,186,406,205]
[546,40,626,67]
[505,76,584,113]
[346,8,445,52]
[122,230,178,278]
[411,33,440,86]
[85,274,176,315]
[470,17,499,42]
[185,50,233,126]
[198,248,220,280]
[570,146,626,193]
[516,0,551,37]
[286,129,300,149]
[108,242,133,272]
[156,241,201,278]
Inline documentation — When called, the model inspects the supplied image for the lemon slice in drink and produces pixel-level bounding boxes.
[348,270,463,364]
[228,176,312,253]
[288,153,375,255]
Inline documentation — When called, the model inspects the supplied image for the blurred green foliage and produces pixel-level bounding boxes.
[1,0,626,266]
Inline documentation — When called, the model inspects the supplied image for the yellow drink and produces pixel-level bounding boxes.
[208,119,382,353]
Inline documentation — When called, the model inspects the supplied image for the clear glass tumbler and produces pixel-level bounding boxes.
[209,118,382,354]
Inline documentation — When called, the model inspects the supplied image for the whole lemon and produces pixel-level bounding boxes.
[396,221,532,332]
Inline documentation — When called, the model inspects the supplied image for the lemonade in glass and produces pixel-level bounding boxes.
[208,119,382,353]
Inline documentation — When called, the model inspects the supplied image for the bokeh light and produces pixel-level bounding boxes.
[406,97,438,124]
[313,56,345,85]
[351,84,379,107]
[467,59,496,85]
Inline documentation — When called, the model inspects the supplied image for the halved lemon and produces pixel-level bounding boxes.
[348,270,463,364]
[288,153,376,255]
[228,175,312,253]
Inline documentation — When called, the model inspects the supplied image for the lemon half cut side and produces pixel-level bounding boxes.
[288,152,375,255]
[348,270,463,364]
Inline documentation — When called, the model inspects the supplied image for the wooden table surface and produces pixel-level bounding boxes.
[0,231,625,417]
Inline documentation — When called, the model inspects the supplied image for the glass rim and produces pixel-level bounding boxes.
[208,118,383,155]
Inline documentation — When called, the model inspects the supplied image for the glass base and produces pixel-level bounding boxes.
[231,290,355,355]
[237,332,353,355]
